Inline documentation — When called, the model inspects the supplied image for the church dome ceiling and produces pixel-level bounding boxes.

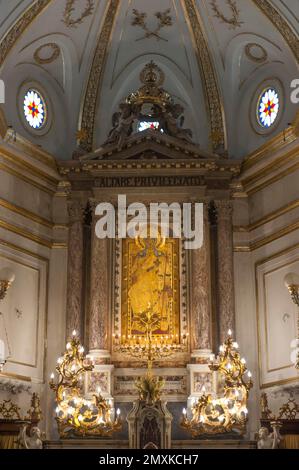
[0,0,298,160]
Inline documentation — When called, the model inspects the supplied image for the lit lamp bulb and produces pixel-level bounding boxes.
[202,385,206,394]
[116,408,121,417]
[228,329,232,336]
[241,358,246,365]
[247,371,252,378]
[50,372,55,380]
[284,272,299,307]
[72,330,77,337]
[284,272,299,288]
[182,407,187,416]
[0,267,15,283]
[97,386,101,395]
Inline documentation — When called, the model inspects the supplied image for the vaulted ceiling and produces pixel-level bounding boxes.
[0,0,298,160]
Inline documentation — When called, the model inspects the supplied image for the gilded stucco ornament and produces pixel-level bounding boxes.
[80,0,119,152]
[131,8,173,42]
[183,0,226,154]
[210,0,243,29]
[252,0,299,63]
[0,0,51,67]
[34,43,60,64]
[62,0,94,28]
[245,43,267,63]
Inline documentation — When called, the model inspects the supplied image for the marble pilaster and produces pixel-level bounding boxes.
[88,202,110,357]
[66,199,85,340]
[215,200,235,343]
[190,203,211,357]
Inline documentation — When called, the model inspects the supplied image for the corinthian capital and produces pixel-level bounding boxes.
[214,200,233,220]
[67,199,85,223]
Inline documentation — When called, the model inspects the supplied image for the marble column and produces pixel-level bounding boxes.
[88,204,110,357]
[215,200,235,343]
[190,203,211,357]
[66,200,85,340]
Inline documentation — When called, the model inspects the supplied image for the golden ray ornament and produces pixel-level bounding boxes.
[49,331,121,437]
[181,330,253,436]
[114,302,188,404]
[114,302,188,369]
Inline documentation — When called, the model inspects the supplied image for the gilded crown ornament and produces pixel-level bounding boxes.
[181,330,253,436]
[50,331,121,437]
[127,61,171,108]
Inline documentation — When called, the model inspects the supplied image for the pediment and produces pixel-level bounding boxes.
[80,129,219,162]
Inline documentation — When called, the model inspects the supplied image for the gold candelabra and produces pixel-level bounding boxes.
[114,303,188,403]
[284,273,299,369]
[49,331,121,438]
[0,267,15,301]
[181,330,253,436]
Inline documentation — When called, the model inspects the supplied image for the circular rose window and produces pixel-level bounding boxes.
[23,89,47,129]
[257,88,280,129]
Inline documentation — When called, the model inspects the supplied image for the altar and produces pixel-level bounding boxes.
[49,62,243,447]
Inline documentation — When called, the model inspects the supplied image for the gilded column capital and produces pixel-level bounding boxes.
[88,197,117,219]
[214,200,233,220]
[67,200,86,224]
[56,181,72,197]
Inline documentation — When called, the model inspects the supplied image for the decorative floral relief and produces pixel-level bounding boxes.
[88,372,108,394]
[193,372,212,393]
[62,0,94,28]
[0,377,32,395]
[114,375,187,397]
[210,0,243,30]
[34,43,60,64]
[131,8,173,42]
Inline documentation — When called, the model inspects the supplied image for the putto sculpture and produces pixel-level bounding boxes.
[105,61,193,149]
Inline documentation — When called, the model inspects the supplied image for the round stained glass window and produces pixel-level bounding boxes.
[257,88,280,128]
[23,89,47,129]
[138,121,160,132]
